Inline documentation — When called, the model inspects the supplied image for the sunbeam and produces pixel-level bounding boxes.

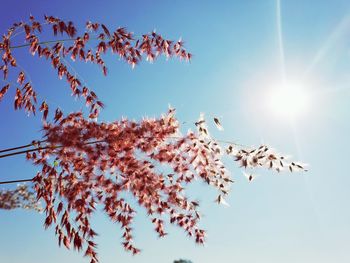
[274,1,324,236]
[305,15,350,75]
[276,0,286,84]
[273,1,311,120]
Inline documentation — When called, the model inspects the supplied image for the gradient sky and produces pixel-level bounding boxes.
[1,1,350,262]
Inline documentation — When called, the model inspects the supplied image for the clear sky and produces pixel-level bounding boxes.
[1,0,350,262]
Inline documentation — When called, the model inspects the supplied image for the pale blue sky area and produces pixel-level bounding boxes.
[1,1,350,262]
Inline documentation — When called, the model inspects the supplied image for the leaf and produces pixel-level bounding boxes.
[63,236,70,249]
[0,84,10,101]
[39,101,49,121]
[54,108,63,123]
[96,100,105,108]
[17,72,25,85]
[101,24,111,38]
[215,194,230,207]
[226,145,233,154]
[213,117,223,131]
[243,171,255,182]
[57,202,63,214]
[14,88,23,110]
[195,120,205,126]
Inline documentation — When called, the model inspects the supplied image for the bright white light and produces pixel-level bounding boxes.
[267,83,309,119]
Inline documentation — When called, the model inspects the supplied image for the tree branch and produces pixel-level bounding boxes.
[0,139,106,159]
[0,37,100,50]
[0,140,46,154]
[0,178,33,185]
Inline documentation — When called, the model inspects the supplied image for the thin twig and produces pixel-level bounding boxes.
[0,145,56,159]
[0,178,33,185]
[8,38,75,49]
[0,135,247,159]
[0,139,106,159]
[0,37,100,50]
[0,142,37,154]
[0,136,248,185]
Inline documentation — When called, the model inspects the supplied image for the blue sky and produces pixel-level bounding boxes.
[1,0,350,262]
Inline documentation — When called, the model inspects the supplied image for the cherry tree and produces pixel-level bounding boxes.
[0,15,306,263]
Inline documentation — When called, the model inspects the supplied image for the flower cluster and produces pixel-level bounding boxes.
[0,109,306,263]
[0,184,42,212]
[0,15,191,119]
[24,109,228,262]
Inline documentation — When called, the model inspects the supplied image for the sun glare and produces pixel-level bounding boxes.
[267,83,309,119]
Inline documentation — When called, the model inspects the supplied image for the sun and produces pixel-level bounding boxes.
[266,82,310,119]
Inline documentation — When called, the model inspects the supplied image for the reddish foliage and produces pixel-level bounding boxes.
[0,184,42,211]
[0,16,307,263]
[0,15,191,120]
[22,108,305,262]
[28,109,225,261]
